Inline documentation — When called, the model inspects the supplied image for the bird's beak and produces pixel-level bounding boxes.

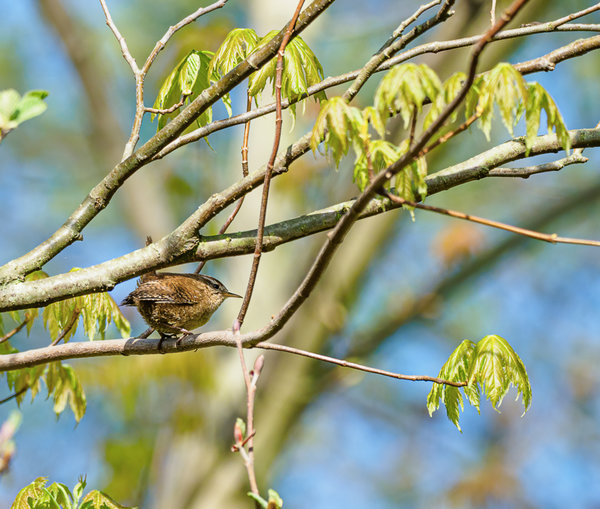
[224,291,243,299]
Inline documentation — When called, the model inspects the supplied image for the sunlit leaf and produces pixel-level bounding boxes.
[152,50,215,132]
[525,82,570,155]
[0,89,48,132]
[48,362,87,422]
[80,490,134,509]
[210,28,259,78]
[428,335,530,430]
[469,334,532,412]
[424,71,466,129]
[375,63,442,128]
[248,30,325,118]
[10,477,49,509]
[310,97,365,166]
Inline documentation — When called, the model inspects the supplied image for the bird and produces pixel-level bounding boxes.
[121,272,242,348]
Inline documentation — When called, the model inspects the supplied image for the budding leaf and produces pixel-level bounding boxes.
[427,335,530,431]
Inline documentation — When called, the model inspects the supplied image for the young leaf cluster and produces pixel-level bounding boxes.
[247,488,284,509]
[11,477,132,509]
[0,89,48,140]
[1,270,129,343]
[153,27,324,131]
[43,290,130,343]
[310,96,427,201]
[466,63,570,153]
[151,49,223,131]
[427,334,532,431]
[1,344,87,421]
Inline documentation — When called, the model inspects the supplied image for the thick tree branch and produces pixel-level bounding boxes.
[0,129,598,312]
[0,0,336,285]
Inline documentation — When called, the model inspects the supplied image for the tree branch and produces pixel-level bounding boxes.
[0,0,336,285]
[237,0,306,326]
[156,28,600,160]
[0,129,598,312]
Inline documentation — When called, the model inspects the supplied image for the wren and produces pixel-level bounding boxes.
[121,272,242,347]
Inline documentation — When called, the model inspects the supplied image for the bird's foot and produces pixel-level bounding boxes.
[175,330,193,347]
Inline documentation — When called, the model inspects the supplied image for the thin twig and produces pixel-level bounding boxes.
[98,0,140,74]
[488,153,588,177]
[256,342,467,387]
[421,112,480,156]
[0,386,29,405]
[0,319,29,345]
[140,0,228,75]
[551,2,600,28]
[232,326,260,497]
[251,0,531,345]
[195,92,253,274]
[51,309,81,346]
[144,95,188,115]
[343,0,454,102]
[236,0,306,326]
[384,191,600,248]
[408,105,418,148]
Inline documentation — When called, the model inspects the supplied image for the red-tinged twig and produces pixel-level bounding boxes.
[232,319,263,499]
[196,93,252,274]
[420,112,480,156]
[408,105,418,149]
[384,191,600,248]
[256,342,467,387]
[252,0,531,343]
[236,0,306,325]
[51,309,81,346]
[0,319,29,345]
[233,322,260,495]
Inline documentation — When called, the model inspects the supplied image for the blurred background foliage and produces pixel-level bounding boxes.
[2,0,600,507]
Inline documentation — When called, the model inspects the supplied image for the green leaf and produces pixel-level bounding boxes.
[424,71,466,129]
[0,89,49,133]
[248,30,324,118]
[80,490,134,509]
[525,82,570,155]
[46,482,74,509]
[353,140,400,191]
[374,63,442,127]
[152,50,215,131]
[428,335,531,430]
[6,364,45,405]
[247,492,269,508]
[427,339,477,430]
[469,334,532,412]
[210,28,259,78]
[266,489,284,509]
[47,362,87,422]
[72,477,87,506]
[11,477,49,509]
[310,97,365,166]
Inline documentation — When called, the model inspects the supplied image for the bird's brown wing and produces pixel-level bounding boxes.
[128,278,196,305]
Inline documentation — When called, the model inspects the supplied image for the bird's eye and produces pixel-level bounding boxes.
[209,281,220,290]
